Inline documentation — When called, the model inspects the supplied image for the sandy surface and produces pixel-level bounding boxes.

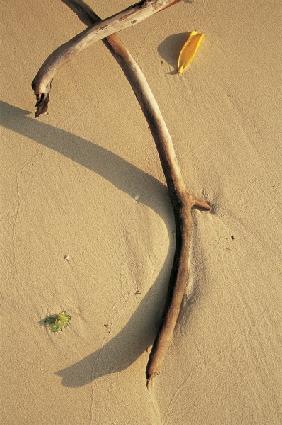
[1,1,281,424]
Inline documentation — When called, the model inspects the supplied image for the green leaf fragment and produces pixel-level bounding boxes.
[43,311,71,332]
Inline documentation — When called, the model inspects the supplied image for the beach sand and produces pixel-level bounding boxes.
[0,1,281,424]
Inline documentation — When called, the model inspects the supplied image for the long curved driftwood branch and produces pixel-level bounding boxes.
[33,0,210,386]
[32,0,181,116]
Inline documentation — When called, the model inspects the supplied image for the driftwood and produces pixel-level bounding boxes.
[32,0,210,386]
[32,0,181,116]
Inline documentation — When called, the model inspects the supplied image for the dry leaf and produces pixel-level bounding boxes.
[178,31,205,75]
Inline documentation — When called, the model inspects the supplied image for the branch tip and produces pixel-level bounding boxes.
[192,198,211,211]
[146,375,155,390]
[34,93,50,117]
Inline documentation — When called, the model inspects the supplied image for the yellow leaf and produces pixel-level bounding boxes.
[178,31,205,75]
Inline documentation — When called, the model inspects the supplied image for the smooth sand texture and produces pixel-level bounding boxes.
[1,1,281,424]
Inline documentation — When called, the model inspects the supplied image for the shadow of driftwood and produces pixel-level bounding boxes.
[0,100,174,386]
[158,32,189,72]
[57,255,172,386]
[0,101,171,219]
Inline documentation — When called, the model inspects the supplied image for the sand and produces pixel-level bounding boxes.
[0,1,281,424]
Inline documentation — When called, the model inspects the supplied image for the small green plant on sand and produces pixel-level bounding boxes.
[43,311,71,333]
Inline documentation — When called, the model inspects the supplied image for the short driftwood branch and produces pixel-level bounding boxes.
[33,0,210,385]
[32,0,181,116]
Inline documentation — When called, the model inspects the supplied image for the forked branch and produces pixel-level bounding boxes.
[32,0,210,386]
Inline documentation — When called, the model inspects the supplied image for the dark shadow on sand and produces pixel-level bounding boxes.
[57,259,173,387]
[0,101,170,219]
[0,100,174,386]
